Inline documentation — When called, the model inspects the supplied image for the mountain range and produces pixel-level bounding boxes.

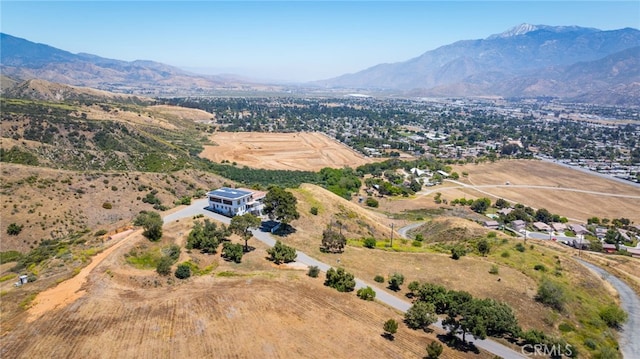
[1,24,639,105]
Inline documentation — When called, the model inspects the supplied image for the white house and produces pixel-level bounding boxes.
[207,187,265,217]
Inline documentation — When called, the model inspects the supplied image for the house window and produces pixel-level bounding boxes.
[211,197,222,203]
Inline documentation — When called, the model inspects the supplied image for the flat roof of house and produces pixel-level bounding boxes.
[208,187,253,199]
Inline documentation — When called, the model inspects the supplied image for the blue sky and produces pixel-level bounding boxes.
[2,1,639,82]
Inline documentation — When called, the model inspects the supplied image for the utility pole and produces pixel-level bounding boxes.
[390,223,394,248]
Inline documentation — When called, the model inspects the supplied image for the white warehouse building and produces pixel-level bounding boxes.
[207,187,265,217]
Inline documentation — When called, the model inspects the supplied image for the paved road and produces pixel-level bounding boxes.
[576,259,640,359]
[164,199,526,358]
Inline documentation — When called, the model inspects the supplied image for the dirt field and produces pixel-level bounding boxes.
[1,218,490,359]
[379,159,640,223]
[200,132,375,171]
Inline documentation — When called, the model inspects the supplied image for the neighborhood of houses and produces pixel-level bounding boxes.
[482,215,640,258]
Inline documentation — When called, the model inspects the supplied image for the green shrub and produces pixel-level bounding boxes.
[310,206,318,215]
[374,275,384,283]
[412,240,422,247]
[501,250,510,258]
[534,264,547,272]
[388,273,404,291]
[156,256,173,276]
[365,197,379,208]
[94,229,108,237]
[362,237,377,248]
[307,265,320,278]
[535,279,566,311]
[426,341,443,359]
[489,264,499,275]
[6,223,23,236]
[357,286,376,301]
[102,202,113,209]
[450,245,466,260]
[515,243,526,252]
[599,305,628,328]
[174,263,191,279]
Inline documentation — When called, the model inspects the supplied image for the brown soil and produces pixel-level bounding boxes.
[200,132,376,171]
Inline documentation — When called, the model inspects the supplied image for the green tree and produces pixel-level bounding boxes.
[221,242,244,263]
[477,238,490,256]
[495,198,510,209]
[186,219,227,254]
[133,211,163,241]
[388,272,405,291]
[6,223,23,236]
[535,208,553,224]
[263,186,300,226]
[266,240,297,264]
[426,341,443,359]
[174,263,191,279]
[324,267,355,292]
[229,213,261,251]
[383,319,398,340]
[405,301,438,330]
[470,198,491,214]
[357,286,376,301]
[321,228,346,253]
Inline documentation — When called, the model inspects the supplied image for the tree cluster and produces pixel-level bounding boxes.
[324,267,355,292]
[320,228,346,253]
[266,240,298,264]
[186,219,229,254]
[407,282,520,343]
[134,211,163,241]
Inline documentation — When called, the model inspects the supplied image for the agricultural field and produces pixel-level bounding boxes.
[200,132,376,171]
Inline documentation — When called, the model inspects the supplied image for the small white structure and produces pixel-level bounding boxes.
[207,187,265,217]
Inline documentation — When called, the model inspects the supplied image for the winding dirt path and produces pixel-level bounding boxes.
[26,229,136,323]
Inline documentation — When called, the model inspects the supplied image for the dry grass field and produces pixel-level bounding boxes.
[377,159,640,224]
[0,218,492,359]
[0,163,227,252]
[200,132,376,171]
[449,160,640,223]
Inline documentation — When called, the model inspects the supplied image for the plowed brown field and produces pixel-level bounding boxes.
[200,132,375,171]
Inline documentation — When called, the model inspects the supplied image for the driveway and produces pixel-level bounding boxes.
[576,259,640,358]
[164,200,526,358]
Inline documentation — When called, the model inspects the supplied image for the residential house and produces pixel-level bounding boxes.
[551,223,567,232]
[602,243,617,253]
[533,222,551,232]
[207,187,265,217]
[511,220,526,232]
[483,220,500,230]
[569,224,590,236]
[497,208,513,216]
[571,237,590,250]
